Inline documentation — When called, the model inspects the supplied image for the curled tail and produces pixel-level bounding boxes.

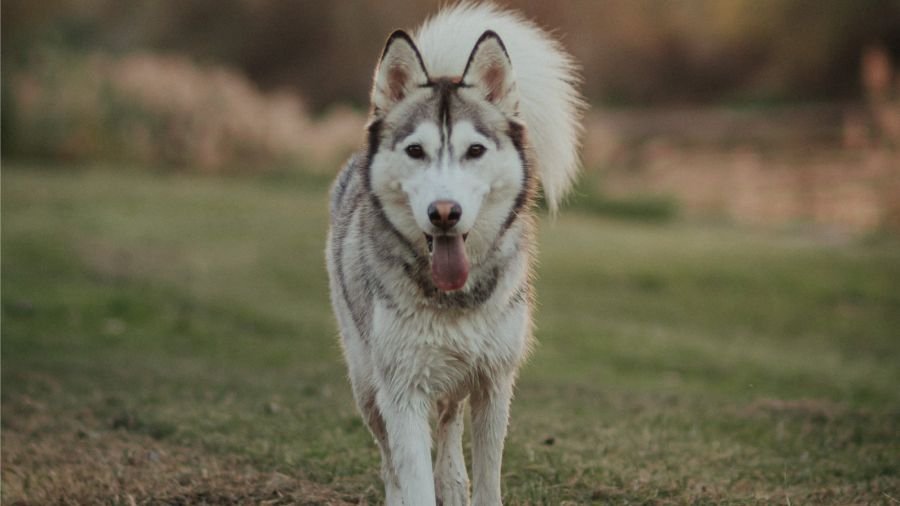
[414,3,586,212]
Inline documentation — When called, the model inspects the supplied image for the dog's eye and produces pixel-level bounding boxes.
[405,144,425,159]
[466,144,486,159]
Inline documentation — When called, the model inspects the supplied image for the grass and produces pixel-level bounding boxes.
[566,188,678,223]
[2,163,899,504]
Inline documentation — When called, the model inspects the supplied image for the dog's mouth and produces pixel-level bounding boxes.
[425,233,469,292]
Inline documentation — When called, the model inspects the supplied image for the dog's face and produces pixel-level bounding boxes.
[367,31,530,292]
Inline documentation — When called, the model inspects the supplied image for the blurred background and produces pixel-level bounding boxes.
[4,0,900,234]
[3,2,900,503]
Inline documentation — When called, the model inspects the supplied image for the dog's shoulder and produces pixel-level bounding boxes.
[329,154,365,223]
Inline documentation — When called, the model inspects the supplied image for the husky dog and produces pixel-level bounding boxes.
[326,4,583,504]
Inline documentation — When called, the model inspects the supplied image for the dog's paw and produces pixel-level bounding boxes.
[435,476,470,506]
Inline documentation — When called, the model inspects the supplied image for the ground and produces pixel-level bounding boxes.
[2,164,899,505]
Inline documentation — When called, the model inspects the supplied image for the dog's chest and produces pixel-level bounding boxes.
[371,300,529,397]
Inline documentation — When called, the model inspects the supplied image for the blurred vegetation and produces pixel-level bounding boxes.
[2,47,363,172]
[2,1,899,230]
[574,194,679,223]
[568,173,680,222]
[4,0,900,109]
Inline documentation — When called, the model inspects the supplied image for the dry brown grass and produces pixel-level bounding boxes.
[7,51,365,172]
[1,392,359,505]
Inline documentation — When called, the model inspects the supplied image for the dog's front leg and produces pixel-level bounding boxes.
[434,398,469,506]
[378,389,436,506]
[470,375,513,505]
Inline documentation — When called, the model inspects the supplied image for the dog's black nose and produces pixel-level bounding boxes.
[428,200,462,230]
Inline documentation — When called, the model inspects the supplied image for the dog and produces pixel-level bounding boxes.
[326,4,584,504]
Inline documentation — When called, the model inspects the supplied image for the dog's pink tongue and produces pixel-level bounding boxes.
[431,235,469,292]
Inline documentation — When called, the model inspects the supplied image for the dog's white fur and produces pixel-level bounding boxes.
[326,4,583,505]
[416,3,585,212]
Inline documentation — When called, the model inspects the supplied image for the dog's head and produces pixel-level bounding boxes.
[366,30,532,292]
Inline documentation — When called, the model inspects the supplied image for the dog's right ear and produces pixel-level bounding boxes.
[371,30,430,115]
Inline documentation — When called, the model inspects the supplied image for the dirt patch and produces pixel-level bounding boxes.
[1,395,359,505]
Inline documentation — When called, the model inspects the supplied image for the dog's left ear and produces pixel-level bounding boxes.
[462,31,519,116]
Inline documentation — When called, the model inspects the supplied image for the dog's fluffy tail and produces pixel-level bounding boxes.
[415,3,586,212]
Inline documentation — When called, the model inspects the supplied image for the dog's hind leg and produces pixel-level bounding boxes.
[434,397,469,506]
[470,374,514,506]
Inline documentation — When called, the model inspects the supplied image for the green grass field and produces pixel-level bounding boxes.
[3,164,899,505]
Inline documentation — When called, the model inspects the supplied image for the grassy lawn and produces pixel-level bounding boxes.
[2,164,899,504]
